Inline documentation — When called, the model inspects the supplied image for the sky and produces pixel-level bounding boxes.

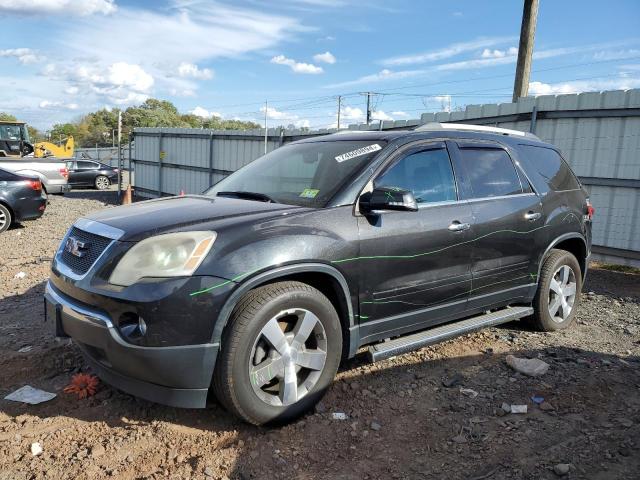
[1,0,639,131]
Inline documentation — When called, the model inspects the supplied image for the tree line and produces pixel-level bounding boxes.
[1,99,261,147]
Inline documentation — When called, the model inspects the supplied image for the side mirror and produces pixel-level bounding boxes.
[359,186,418,213]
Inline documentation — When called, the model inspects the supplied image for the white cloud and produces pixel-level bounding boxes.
[169,88,196,97]
[340,106,364,121]
[261,105,297,120]
[324,68,424,89]
[480,47,518,59]
[177,62,214,80]
[0,48,43,65]
[0,0,117,15]
[258,105,310,128]
[436,41,640,72]
[270,55,323,74]
[43,61,154,106]
[371,110,393,121]
[381,36,516,66]
[64,86,79,95]
[429,95,452,112]
[63,3,303,66]
[528,76,640,96]
[331,106,403,128]
[39,100,78,110]
[592,49,640,61]
[105,62,154,92]
[190,106,221,118]
[313,51,336,64]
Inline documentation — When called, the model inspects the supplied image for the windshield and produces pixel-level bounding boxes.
[205,140,387,207]
[0,125,23,141]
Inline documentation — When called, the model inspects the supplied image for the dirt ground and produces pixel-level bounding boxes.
[1,192,639,480]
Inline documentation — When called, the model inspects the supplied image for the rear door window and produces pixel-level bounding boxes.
[77,161,97,170]
[375,146,457,204]
[517,145,580,193]
[457,147,523,199]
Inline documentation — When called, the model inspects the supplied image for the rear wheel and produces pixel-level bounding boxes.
[213,281,342,425]
[95,175,110,190]
[0,204,12,233]
[532,249,582,331]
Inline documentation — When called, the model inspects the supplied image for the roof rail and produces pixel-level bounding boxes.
[414,122,540,140]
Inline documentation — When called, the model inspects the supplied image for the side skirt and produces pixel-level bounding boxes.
[368,305,533,362]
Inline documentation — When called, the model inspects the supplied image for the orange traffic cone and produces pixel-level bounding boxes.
[122,185,132,205]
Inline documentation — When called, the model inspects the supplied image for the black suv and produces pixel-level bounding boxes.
[45,124,593,425]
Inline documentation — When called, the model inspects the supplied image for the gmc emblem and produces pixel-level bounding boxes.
[65,237,90,258]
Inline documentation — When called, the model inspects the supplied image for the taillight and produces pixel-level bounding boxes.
[59,167,69,179]
[586,198,595,220]
[27,179,42,191]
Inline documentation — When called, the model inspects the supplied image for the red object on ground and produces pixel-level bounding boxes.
[63,373,99,399]
[179,189,185,196]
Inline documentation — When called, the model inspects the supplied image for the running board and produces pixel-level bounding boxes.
[368,306,533,362]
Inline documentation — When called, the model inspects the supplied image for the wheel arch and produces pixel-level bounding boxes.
[211,263,359,358]
[538,233,588,281]
[0,198,14,219]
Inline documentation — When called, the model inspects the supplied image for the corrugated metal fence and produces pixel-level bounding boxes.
[74,146,132,167]
[131,89,640,265]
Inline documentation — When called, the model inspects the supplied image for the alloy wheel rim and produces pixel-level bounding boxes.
[249,308,328,407]
[0,209,6,230]
[548,265,577,322]
[96,177,109,189]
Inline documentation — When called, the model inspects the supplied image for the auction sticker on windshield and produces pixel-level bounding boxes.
[299,188,320,198]
[335,144,382,163]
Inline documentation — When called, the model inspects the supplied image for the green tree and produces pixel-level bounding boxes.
[0,112,17,121]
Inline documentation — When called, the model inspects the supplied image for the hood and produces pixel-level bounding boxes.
[84,195,306,241]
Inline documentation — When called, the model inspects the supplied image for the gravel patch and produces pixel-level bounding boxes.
[0,194,638,480]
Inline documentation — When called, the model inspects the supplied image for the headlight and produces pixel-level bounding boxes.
[109,231,217,286]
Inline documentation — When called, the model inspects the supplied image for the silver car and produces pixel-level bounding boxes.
[0,158,70,194]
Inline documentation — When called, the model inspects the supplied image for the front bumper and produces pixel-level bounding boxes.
[44,282,218,408]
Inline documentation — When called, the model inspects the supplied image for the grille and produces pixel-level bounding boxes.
[59,227,113,276]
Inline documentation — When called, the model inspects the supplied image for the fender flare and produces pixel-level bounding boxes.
[210,263,359,356]
[536,232,588,281]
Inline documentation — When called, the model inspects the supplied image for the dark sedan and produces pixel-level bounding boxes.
[66,160,119,190]
[0,167,47,233]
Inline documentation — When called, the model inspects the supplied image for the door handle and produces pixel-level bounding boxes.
[525,211,542,221]
[448,221,471,232]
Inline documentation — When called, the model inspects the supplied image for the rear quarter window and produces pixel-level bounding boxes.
[517,145,580,193]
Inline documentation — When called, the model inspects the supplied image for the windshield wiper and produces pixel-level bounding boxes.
[216,191,276,203]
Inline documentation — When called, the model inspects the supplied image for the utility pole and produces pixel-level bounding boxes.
[512,0,539,102]
[365,92,372,124]
[336,95,342,129]
[117,110,122,201]
[264,100,268,155]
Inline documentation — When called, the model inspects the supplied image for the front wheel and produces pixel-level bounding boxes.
[213,281,342,425]
[95,175,110,190]
[532,249,582,331]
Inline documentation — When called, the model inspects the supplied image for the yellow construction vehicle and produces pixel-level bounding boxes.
[0,120,74,158]
[34,136,74,158]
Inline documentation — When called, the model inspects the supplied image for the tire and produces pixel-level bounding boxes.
[95,175,110,190]
[213,281,342,425]
[0,204,12,233]
[531,249,582,331]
